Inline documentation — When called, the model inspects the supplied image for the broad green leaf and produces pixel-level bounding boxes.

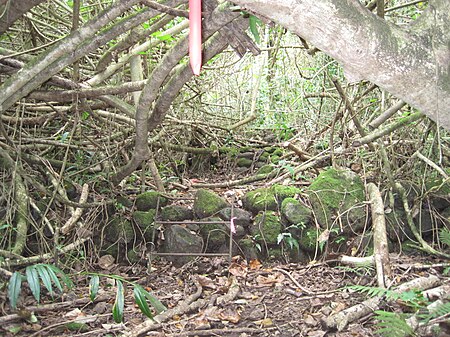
[89,275,100,302]
[26,266,40,303]
[35,265,53,296]
[44,266,62,293]
[133,285,153,319]
[47,265,73,289]
[143,288,167,314]
[249,15,261,44]
[112,280,124,323]
[8,272,22,309]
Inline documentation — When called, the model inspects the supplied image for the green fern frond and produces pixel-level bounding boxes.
[439,228,450,246]
[374,310,416,337]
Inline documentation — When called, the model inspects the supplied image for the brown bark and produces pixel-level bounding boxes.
[0,0,47,35]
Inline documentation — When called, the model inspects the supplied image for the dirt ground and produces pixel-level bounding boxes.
[1,253,448,337]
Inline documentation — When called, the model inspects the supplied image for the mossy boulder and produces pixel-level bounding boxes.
[243,184,301,214]
[250,211,282,245]
[160,225,203,266]
[256,164,274,175]
[218,207,252,228]
[298,227,320,253]
[236,157,253,168]
[104,217,134,243]
[135,191,167,211]
[281,198,312,225]
[238,237,259,260]
[199,217,227,251]
[161,205,193,221]
[307,168,365,232]
[133,209,156,241]
[193,189,229,218]
[425,178,450,211]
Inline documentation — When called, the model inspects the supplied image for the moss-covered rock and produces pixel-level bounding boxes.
[193,189,229,218]
[133,209,156,241]
[425,178,450,211]
[161,205,193,221]
[256,164,275,175]
[250,211,282,245]
[243,184,301,214]
[243,187,278,213]
[307,168,365,232]
[135,191,167,211]
[281,198,312,225]
[160,225,203,266]
[104,217,134,243]
[236,157,253,168]
[238,237,259,260]
[126,248,141,264]
[298,227,320,253]
[199,217,227,251]
[218,207,252,228]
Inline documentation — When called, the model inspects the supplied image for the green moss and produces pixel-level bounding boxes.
[199,217,227,250]
[127,249,141,263]
[281,197,311,225]
[236,157,253,168]
[135,191,167,211]
[256,164,274,175]
[65,322,89,332]
[161,205,193,221]
[251,211,282,245]
[270,155,280,164]
[193,189,229,218]
[271,185,301,201]
[133,210,156,241]
[243,188,278,213]
[298,228,320,253]
[307,168,365,230]
[104,218,134,243]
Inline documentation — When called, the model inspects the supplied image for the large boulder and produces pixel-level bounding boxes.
[135,191,167,211]
[250,211,282,245]
[161,205,194,221]
[307,168,365,233]
[199,217,227,251]
[133,209,156,242]
[193,189,229,218]
[104,217,134,243]
[218,207,252,228]
[281,197,312,226]
[243,184,301,214]
[160,225,203,266]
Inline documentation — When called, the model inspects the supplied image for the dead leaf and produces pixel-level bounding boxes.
[217,308,241,323]
[229,257,248,277]
[255,272,285,287]
[249,259,262,270]
[98,254,115,270]
[197,275,216,289]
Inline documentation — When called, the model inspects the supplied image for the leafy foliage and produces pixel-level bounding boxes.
[374,310,416,337]
[7,264,166,323]
[8,264,73,309]
[438,227,450,247]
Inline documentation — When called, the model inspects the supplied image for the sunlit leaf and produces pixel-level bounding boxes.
[249,15,261,44]
[89,275,100,302]
[26,266,40,303]
[8,272,22,309]
[112,280,124,323]
[133,285,153,319]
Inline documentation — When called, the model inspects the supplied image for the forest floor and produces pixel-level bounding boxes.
[1,253,448,337]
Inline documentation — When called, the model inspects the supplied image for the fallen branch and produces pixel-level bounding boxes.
[323,275,440,331]
[60,183,89,235]
[367,182,391,287]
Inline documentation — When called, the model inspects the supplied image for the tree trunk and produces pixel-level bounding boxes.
[231,0,450,130]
